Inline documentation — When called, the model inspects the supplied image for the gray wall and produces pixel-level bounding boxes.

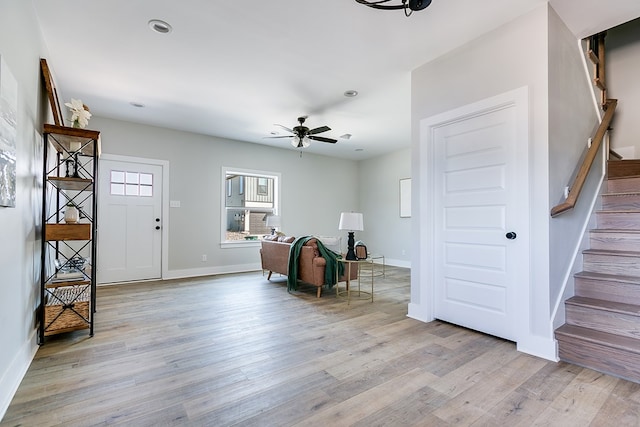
[0,0,47,416]
[91,116,362,275]
[608,17,640,158]
[358,147,411,267]
[547,7,602,323]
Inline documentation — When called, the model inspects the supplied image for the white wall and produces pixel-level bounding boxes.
[410,5,554,358]
[358,147,411,267]
[0,0,48,418]
[90,116,360,277]
[608,17,640,158]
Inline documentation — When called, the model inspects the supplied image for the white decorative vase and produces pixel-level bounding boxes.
[64,205,79,224]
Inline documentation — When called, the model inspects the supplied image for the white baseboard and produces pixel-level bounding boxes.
[384,258,410,268]
[163,263,262,280]
[517,335,558,362]
[0,330,38,421]
[407,302,432,323]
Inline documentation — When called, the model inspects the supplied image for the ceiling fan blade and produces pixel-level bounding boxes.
[308,126,331,135]
[263,135,294,139]
[308,135,337,144]
[274,124,294,133]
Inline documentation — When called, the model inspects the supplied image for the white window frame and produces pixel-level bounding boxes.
[220,166,280,248]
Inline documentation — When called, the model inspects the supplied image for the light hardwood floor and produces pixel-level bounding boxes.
[3,266,640,426]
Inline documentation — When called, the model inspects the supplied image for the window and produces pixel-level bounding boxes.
[257,177,268,195]
[222,167,280,246]
[110,170,153,197]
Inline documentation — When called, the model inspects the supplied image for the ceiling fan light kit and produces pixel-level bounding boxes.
[355,0,432,16]
[268,116,337,151]
[290,135,311,148]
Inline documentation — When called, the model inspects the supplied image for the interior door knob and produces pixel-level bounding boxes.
[155,226,160,230]
[505,231,517,240]
[156,218,160,222]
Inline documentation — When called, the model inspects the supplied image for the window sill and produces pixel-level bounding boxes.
[220,240,262,249]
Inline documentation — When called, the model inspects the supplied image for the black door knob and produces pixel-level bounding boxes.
[155,226,160,230]
[156,218,160,222]
[505,232,517,240]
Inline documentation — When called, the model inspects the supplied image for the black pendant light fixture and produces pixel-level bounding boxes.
[355,0,432,17]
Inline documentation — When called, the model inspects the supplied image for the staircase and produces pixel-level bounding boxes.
[555,160,640,383]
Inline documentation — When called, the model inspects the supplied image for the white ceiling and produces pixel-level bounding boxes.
[32,0,640,160]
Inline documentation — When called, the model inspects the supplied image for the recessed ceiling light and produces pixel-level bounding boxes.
[130,102,145,108]
[340,134,352,140]
[148,19,172,34]
[344,90,358,98]
[355,148,364,152]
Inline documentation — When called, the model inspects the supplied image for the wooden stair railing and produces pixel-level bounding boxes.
[551,99,617,217]
[588,32,607,108]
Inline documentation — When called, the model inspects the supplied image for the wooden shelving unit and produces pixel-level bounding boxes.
[39,124,100,342]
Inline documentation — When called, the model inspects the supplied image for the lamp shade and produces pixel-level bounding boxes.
[338,212,364,231]
[266,215,281,227]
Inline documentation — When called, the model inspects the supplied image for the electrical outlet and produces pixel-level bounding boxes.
[201,254,207,262]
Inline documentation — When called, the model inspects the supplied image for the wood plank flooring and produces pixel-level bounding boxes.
[3,267,640,426]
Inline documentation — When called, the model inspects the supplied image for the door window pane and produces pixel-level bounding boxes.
[126,184,139,196]
[140,185,153,197]
[111,170,125,183]
[126,172,139,184]
[110,183,125,195]
[140,173,153,185]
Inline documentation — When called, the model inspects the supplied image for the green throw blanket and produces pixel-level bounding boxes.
[287,236,344,292]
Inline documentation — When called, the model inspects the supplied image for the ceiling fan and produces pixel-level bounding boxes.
[269,116,337,148]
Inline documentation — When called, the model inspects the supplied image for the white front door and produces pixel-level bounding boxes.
[97,158,163,284]
[427,89,529,342]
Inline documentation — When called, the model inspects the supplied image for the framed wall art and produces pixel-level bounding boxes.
[399,178,411,218]
[0,54,17,208]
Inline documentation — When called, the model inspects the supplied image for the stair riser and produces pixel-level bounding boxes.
[556,333,640,383]
[602,193,640,210]
[589,231,640,251]
[566,304,640,339]
[608,177,640,193]
[575,276,640,305]
[583,253,640,277]
[608,160,640,179]
[596,212,640,229]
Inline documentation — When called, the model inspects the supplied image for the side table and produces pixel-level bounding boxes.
[336,258,374,305]
[358,254,385,278]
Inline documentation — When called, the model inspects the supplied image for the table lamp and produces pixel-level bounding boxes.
[265,215,281,235]
[339,212,364,260]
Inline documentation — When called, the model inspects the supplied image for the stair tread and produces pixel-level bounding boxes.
[603,191,640,196]
[583,248,640,257]
[575,270,640,284]
[596,210,640,214]
[608,174,640,181]
[556,324,640,354]
[590,229,640,234]
[566,296,640,316]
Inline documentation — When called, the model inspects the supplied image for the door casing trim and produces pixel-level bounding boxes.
[98,153,170,283]
[410,86,530,346]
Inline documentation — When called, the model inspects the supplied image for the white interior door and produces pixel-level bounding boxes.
[431,94,528,342]
[98,158,163,284]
